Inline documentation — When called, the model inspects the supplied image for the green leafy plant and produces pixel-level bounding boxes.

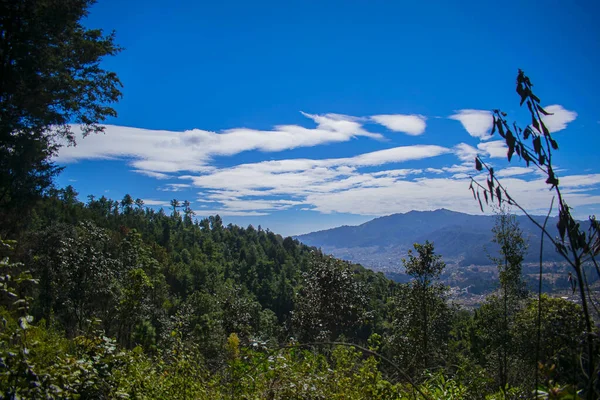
[469,70,599,398]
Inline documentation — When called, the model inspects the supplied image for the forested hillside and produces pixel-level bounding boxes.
[0,188,593,398]
[18,187,393,347]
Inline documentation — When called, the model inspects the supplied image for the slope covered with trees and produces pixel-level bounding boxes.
[0,189,592,398]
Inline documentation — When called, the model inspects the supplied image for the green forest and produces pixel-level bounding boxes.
[1,1,598,399]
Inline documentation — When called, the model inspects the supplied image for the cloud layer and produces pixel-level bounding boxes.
[449,110,493,139]
[371,114,427,135]
[541,104,578,133]
[55,105,593,219]
[56,112,384,173]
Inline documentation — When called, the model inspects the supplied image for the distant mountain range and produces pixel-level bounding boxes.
[296,209,573,272]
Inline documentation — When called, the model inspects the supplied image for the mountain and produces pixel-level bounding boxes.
[296,209,569,272]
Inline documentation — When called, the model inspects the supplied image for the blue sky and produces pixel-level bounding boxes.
[55,0,600,236]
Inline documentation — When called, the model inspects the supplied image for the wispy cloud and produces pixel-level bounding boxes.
[158,183,191,192]
[371,114,427,135]
[450,110,493,140]
[142,199,171,207]
[182,145,449,193]
[477,140,507,158]
[193,209,269,217]
[55,112,383,173]
[185,161,600,218]
[540,105,577,133]
[134,170,172,179]
[494,166,535,178]
[454,143,478,162]
[173,141,600,218]
[55,103,596,220]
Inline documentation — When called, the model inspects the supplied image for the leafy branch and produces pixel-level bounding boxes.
[468,70,599,399]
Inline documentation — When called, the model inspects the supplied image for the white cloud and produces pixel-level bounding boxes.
[477,140,507,158]
[170,144,600,218]
[443,164,472,173]
[454,143,478,162]
[339,145,449,167]
[54,104,596,221]
[426,168,444,174]
[211,198,304,212]
[372,169,423,177]
[495,167,535,178]
[158,183,191,192]
[133,170,172,179]
[450,110,493,139]
[142,199,171,207]
[540,104,577,133]
[54,112,383,173]
[193,209,269,217]
[454,141,507,162]
[183,145,449,193]
[561,174,600,188]
[371,114,427,135]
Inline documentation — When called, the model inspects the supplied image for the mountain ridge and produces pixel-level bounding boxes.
[295,209,570,271]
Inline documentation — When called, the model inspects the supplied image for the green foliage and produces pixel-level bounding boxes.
[471,69,600,398]
[491,210,528,298]
[387,241,452,376]
[0,0,122,233]
[514,296,587,387]
[403,241,445,287]
[479,210,528,391]
[293,256,369,342]
[2,191,592,398]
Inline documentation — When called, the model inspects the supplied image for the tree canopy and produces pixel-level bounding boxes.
[0,0,122,233]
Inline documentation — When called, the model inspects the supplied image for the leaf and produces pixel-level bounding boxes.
[18,317,31,330]
[541,121,550,136]
[517,84,527,106]
[523,127,532,140]
[497,121,505,138]
[505,191,513,204]
[539,154,546,166]
[532,118,540,132]
[536,104,552,116]
[550,138,559,150]
[545,176,559,187]
[527,100,534,115]
[533,136,541,155]
[506,130,516,160]
[546,167,559,188]
[476,191,483,212]
[557,216,566,242]
[496,187,502,206]
[578,232,587,251]
[522,151,531,167]
[491,116,496,135]
[475,158,482,171]
[483,190,489,204]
